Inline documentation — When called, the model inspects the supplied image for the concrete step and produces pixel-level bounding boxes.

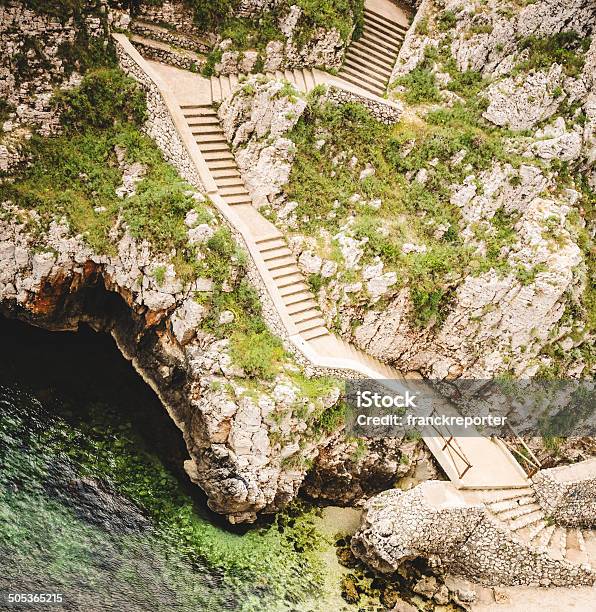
[192,132,225,141]
[478,488,534,504]
[284,69,295,82]
[302,326,330,341]
[342,60,389,87]
[537,524,557,549]
[548,527,567,560]
[499,503,543,522]
[223,193,253,205]
[219,75,232,98]
[271,266,301,281]
[296,317,326,333]
[337,70,384,96]
[257,237,287,252]
[364,8,409,36]
[268,256,298,271]
[344,53,392,79]
[292,69,307,91]
[303,69,316,90]
[363,21,405,46]
[219,185,249,197]
[202,151,235,161]
[262,247,293,262]
[509,510,545,532]
[488,495,537,514]
[359,32,400,56]
[280,286,311,301]
[212,167,241,178]
[215,176,245,187]
[527,521,549,543]
[348,41,395,69]
[205,156,236,167]
[286,298,318,315]
[210,76,222,102]
[187,115,220,126]
[565,529,586,564]
[291,309,321,324]
[197,141,230,152]
[181,104,212,113]
[364,15,407,37]
[362,26,403,51]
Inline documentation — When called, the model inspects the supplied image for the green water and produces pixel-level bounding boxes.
[0,318,330,611]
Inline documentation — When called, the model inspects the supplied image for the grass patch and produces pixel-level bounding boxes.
[517,32,591,77]
[281,59,525,327]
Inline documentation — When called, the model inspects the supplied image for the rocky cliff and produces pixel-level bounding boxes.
[218,0,595,382]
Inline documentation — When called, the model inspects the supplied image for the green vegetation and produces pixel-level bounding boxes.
[53,67,147,131]
[283,68,519,326]
[394,68,441,105]
[2,1,113,81]
[199,0,363,76]
[437,9,457,32]
[0,0,85,19]
[517,32,591,77]
[0,98,14,124]
[0,388,329,611]
[0,69,214,284]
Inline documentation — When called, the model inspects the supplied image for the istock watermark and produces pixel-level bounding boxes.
[344,378,595,439]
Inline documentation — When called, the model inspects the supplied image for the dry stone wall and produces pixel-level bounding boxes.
[533,459,596,528]
[352,482,596,588]
[115,38,205,191]
[324,85,403,125]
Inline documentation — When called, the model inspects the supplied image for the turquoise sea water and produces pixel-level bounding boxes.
[0,318,328,612]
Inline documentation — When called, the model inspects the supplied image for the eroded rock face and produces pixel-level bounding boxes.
[218,76,307,203]
[302,435,440,506]
[0,202,347,524]
[213,2,351,74]
[0,0,109,135]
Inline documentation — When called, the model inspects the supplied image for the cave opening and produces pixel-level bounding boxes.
[0,309,226,525]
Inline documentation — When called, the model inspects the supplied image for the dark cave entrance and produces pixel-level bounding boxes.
[0,308,221,521]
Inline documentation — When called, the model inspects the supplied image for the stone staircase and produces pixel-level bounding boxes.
[115,30,534,495]
[210,68,318,102]
[338,6,408,96]
[472,487,596,567]
[180,103,332,342]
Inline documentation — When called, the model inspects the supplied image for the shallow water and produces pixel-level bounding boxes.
[0,317,333,612]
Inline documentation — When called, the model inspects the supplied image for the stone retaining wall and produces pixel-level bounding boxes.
[352,482,596,588]
[532,459,596,528]
[130,20,212,53]
[130,38,205,72]
[136,0,196,35]
[325,85,403,124]
[115,38,205,191]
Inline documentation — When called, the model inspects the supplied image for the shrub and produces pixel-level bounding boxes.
[230,330,286,379]
[53,68,147,132]
[394,69,441,105]
[438,10,457,32]
[517,32,591,77]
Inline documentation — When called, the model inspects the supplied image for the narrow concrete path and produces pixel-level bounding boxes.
[117,32,530,492]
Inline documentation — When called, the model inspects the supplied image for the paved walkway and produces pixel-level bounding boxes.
[114,0,530,491]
